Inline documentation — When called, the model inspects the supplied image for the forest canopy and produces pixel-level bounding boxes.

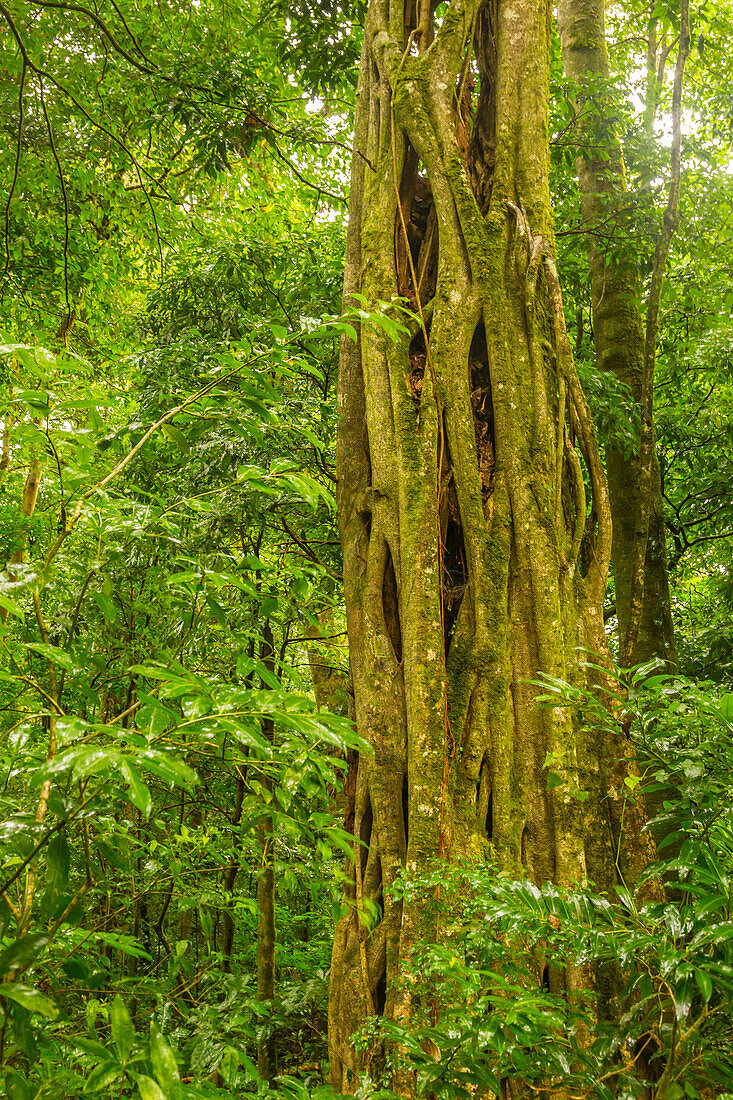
[0,0,732,1097]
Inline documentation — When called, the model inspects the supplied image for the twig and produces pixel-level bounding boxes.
[41,355,269,575]
[0,796,93,898]
[25,0,156,73]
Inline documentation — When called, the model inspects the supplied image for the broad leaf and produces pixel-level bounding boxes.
[110,994,135,1062]
[1,983,58,1019]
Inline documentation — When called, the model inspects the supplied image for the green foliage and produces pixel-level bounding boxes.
[360,672,733,1098]
[0,0,731,1095]
[0,4,357,1071]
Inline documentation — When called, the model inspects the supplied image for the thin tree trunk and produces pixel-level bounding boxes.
[306,612,354,826]
[629,0,690,667]
[222,625,257,971]
[256,816,275,1080]
[18,592,59,937]
[221,772,245,973]
[306,612,349,717]
[557,0,681,670]
[0,446,42,625]
[256,622,276,1084]
[331,0,656,1089]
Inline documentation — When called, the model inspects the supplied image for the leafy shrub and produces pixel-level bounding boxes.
[353,672,733,1099]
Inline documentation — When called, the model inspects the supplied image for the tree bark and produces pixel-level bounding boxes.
[557,0,678,670]
[331,0,656,1089]
[256,811,276,1081]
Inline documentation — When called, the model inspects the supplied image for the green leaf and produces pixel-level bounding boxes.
[328,320,358,342]
[694,968,713,1002]
[91,931,151,960]
[0,982,59,1019]
[120,761,152,817]
[110,994,135,1062]
[277,471,334,512]
[92,591,118,624]
[83,1061,122,1093]
[136,700,178,736]
[205,590,228,628]
[674,975,694,1022]
[546,772,564,789]
[96,839,130,872]
[160,423,190,452]
[135,1076,166,1100]
[0,934,50,975]
[130,664,189,682]
[64,895,84,926]
[641,674,673,688]
[24,642,77,671]
[136,751,197,790]
[40,831,71,918]
[71,1037,111,1059]
[0,594,24,620]
[62,956,91,982]
[150,1023,180,1090]
[219,1045,241,1085]
[3,1069,30,1100]
[631,658,666,682]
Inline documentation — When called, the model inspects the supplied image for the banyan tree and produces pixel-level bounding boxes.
[330,0,655,1087]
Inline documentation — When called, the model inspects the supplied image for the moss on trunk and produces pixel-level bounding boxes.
[332,0,656,1089]
[557,0,677,670]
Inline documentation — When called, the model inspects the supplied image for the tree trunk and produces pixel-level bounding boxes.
[557,0,677,669]
[256,623,277,1083]
[256,811,276,1081]
[331,0,655,1089]
[0,445,43,625]
[306,613,349,717]
[306,614,356,828]
[221,773,244,973]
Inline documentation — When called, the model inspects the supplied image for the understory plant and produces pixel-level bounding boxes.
[354,670,733,1100]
